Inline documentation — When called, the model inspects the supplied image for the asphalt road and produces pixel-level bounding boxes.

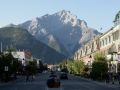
[0,72,120,90]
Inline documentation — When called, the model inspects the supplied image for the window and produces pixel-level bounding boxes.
[113,32,115,41]
[105,38,107,45]
[102,40,104,46]
[113,31,119,41]
[100,41,102,47]
[80,50,82,57]
[108,36,111,43]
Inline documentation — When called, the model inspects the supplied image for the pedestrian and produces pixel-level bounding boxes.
[105,72,110,83]
[26,71,30,82]
[32,75,35,80]
[25,65,30,82]
[118,72,120,84]
[112,73,115,84]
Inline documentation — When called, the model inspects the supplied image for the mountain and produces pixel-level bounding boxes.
[9,10,100,57]
[0,27,66,64]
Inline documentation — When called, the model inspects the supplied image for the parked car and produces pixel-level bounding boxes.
[47,74,60,88]
[60,72,68,80]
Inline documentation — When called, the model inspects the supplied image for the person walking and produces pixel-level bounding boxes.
[118,72,120,84]
[112,73,115,84]
[25,65,30,82]
[105,72,110,83]
[26,71,30,82]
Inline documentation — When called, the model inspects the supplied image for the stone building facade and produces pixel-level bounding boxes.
[73,11,120,73]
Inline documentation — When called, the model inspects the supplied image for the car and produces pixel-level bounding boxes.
[42,70,48,74]
[47,74,60,88]
[60,72,68,80]
[50,71,55,74]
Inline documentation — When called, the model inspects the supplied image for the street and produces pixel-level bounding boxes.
[0,72,120,90]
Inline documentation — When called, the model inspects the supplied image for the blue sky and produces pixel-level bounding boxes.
[0,0,120,32]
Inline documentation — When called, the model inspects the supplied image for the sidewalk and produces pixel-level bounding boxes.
[87,78,119,87]
[0,75,25,86]
[0,73,43,86]
[74,75,120,87]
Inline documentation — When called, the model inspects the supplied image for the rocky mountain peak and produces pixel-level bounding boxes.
[30,17,39,29]
[80,20,88,29]
[8,10,100,57]
[55,10,78,26]
[57,10,71,16]
[31,17,39,22]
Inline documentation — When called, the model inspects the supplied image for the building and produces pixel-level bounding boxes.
[12,51,25,65]
[74,35,100,65]
[11,50,33,66]
[73,11,120,73]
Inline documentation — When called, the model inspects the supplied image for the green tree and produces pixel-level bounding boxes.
[91,53,108,80]
[82,65,90,78]
[11,58,23,77]
[0,52,23,81]
[72,60,85,75]
[66,60,73,74]
[59,60,68,73]
[66,60,85,75]
[0,53,14,81]
[26,61,37,75]
[38,60,44,73]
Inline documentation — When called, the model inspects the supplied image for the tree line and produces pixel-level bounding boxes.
[59,52,119,81]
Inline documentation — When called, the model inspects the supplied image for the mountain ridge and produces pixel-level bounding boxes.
[0,27,66,64]
[6,10,100,57]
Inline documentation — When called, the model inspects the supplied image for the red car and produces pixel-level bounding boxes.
[47,74,60,88]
